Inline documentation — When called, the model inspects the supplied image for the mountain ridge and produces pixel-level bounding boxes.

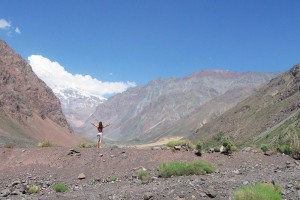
[79,69,279,143]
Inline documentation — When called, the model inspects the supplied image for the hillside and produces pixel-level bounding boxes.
[0,40,81,147]
[190,63,300,148]
[79,70,278,143]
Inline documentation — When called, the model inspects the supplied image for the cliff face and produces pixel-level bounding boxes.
[0,40,80,147]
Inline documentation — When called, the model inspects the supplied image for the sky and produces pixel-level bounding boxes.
[1,0,300,97]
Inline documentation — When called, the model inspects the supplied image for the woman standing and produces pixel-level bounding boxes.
[91,121,111,148]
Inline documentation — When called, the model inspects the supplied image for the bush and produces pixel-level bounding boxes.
[4,143,14,148]
[165,140,195,150]
[28,185,40,194]
[78,143,96,148]
[158,161,215,178]
[138,168,149,184]
[214,146,220,152]
[110,176,117,182]
[37,140,55,148]
[53,183,69,192]
[196,141,204,151]
[277,144,291,155]
[232,182,282,200]
[260,144,269,153]
[222,137,236,153]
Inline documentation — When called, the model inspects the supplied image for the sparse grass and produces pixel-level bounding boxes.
[37,140,55,148]
[260,144,269,153]
[165,140,195,150]
[138,168,149,184]
[53,183,69,192]
[232,182,282,200]
[4,143,14,148]
[196,140,204,151]
[158,161,215,178]
[110,176,117,182]
[28,185,40,194]
[78,143,96,148]
[222,137,237,153]
[277,144,291,154]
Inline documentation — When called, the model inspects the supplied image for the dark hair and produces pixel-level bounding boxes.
[98,121,103,132]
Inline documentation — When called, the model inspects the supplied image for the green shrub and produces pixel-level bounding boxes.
[222,137,236,153]
[37,140,55,148]
[165,140,195,150]
[137,168,149,184]
[277,144,291,154]
[232,182,282,200]
[78,143,96,148]
[158,161,215,178]
[28,185,40,194]
[4,143,14,148]
[196,141,204,151]
[53,183,69,192]
[110,176,117,182]
[214,146,220,152]
[260,144,269,153]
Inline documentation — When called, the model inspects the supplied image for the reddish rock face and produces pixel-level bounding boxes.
[0,39,71,131]
[0,40,81,147]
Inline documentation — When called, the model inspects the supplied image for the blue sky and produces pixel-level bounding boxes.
[1,0,300,89]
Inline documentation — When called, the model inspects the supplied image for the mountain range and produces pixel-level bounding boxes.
[0,40,81,147]
[78,70,279,144]
[189,63,300,149]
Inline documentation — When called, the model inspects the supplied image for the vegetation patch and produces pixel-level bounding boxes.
[78,143,96,148]
[28,185,40,194]
[232,182,282,200]
[109,176,117,182]
[165,139,195,150]
[4,143,14,148]
[37,140,55,148]
[222,137,237,154]
[138,168,149,184]
[53,183,69,192]
[260,144,269,153]
[158,161,215,178]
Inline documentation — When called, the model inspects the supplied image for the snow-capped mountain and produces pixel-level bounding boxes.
[53,87,106,129]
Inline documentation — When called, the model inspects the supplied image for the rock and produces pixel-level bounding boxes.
[174,146,181,150]
[220,146,227,153]
[195,150,202,156]
[151,146,162,150]
[233,170,241,175]
[0,189,11,197]
[264,151,274,156]
[205,189,217,198]
[78,173,86,180]
[143,192,153,200]
[68,149,80,155]
[242,147,252,152]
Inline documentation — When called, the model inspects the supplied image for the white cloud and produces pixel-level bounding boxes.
[28,55,136,98]
[15,27,21,34]
[0,19,11,29]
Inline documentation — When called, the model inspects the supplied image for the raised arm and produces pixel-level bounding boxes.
[91,123,98,128]
[104,123,111,128]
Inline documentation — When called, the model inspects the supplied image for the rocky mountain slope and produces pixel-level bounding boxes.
[79,70,279,143]
[53,88,104,129]
[190,63,300,148]
[0,40,81,147]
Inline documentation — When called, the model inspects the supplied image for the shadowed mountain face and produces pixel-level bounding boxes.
[79,69,279,144]
[190,64,300,147]
[0,40,80,147]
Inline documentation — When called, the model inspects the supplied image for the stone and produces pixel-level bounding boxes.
[78,173,86,180]
[205,189,217,198]
[151,147,162,150]
[174,146,181,150]
[143,192,154,200]
[0,189,11,197]
[220,146,227,153]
